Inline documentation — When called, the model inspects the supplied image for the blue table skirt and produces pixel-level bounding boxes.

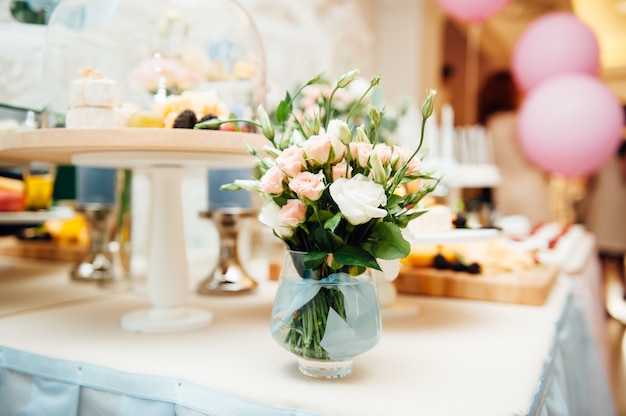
[0,347,320,416]
[526,293,615,416]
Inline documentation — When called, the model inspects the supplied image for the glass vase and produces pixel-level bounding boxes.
[270,251,382,379]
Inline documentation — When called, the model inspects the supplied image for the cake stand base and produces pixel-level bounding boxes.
[197,273,258,295]
[197,209,258,296]
[121,307,213,333]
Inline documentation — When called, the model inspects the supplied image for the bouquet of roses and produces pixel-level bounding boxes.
[197,68,438,276]
[196,69,438,361]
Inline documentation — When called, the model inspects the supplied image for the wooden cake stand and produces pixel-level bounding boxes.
[0,128,267,333]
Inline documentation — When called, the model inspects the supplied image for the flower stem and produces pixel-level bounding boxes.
[286,285,348,361]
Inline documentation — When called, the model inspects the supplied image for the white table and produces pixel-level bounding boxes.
[0,250,615,416]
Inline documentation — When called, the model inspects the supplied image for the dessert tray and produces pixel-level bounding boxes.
[0,128,266,333]
[395,263,559,306]
[396,222,591,306]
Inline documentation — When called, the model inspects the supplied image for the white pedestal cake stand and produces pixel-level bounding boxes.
[0,128,267,333]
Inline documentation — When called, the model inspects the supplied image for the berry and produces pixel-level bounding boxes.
[173,109,197,129]
[220,123,236,132]
[466,262,481,274]
[451,261,466,272]
[199,113,218,123]
[433,254,451,270]
[453,213,467,228]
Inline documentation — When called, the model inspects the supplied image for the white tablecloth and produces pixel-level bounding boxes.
[0,253,615,416]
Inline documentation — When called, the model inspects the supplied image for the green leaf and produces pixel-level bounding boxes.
[386,194,403,206]
[348,265,367,276]
[311,225,332,251]
[324,213,341,232]
[272,195,289,207]
[395,209,427,228]
[385,194,404,215]
[304,251,327,270]
[315,209,335,223]
[327,230,344,247]
[369,222,410,259]
[334,245,381,270]
[276,93,293,124]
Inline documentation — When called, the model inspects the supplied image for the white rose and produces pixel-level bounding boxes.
[329,173,387,225]
[258,202,293,238]
[327,119,352,145]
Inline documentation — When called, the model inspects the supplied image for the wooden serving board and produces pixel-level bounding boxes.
[394,264,560,306]
[0,237,87,262]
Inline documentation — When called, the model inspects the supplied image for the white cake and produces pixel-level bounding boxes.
[408,205,453,234]
[65,107,128,129]
[69,75,118,108]
[65,68,128,128]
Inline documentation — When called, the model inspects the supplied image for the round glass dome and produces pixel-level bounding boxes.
[43,0,265,127]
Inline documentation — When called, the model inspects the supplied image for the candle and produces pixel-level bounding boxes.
[76,166,118,206]
[208,168,252,210]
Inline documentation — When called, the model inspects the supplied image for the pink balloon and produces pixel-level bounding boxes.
[436,0,511,23]
[517,74,624,178]
[512,12,599,92]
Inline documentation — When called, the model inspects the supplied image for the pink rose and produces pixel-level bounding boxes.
[394,146,421,175]
[259,166,286,194]
[302,134,332,165]
[374,143,392,165]
[350,142,373,167]
[288,170,326,201]
[278,199,307,227]
[332,160,352,181]
[406,158,421,175]
[276,146,305,177]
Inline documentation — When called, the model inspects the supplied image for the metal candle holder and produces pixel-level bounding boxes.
[197,208,257,295]
[70,203,120,284]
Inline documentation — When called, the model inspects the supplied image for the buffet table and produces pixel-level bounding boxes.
[0,245,615,416]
